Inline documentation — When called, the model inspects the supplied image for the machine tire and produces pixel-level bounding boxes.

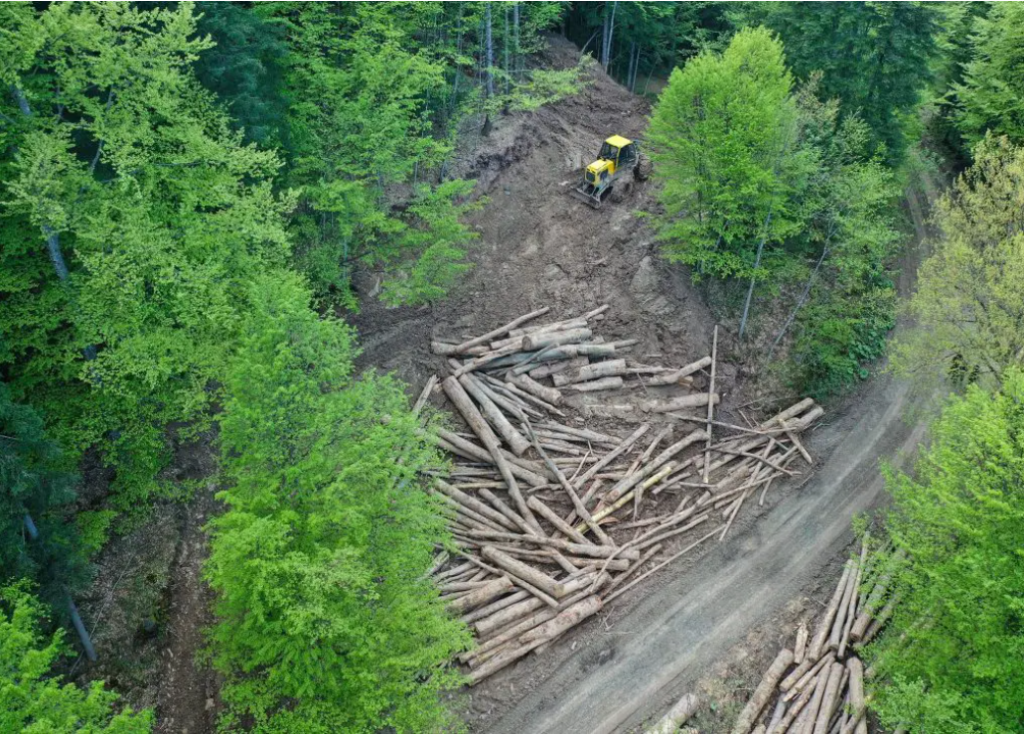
[634,154,652,181]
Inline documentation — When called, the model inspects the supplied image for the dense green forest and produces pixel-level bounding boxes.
[1,2,1022,732]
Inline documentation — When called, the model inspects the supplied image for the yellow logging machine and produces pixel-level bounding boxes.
[571,134,649,209]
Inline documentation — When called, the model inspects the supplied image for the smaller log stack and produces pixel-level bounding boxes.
[728,536,904,734]
[419,306,826,684]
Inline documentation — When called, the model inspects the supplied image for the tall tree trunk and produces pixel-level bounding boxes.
[739,211,772,339]
[11,86,96,361]
[767,242,831,360]
[513,2,520,75]
[626,41,636,90]
[608,1,618,71]
[450,4,464,117]
[602,1,618,72]
[503,5,510,95]
[485,3,495,99]
[631,45,642,92]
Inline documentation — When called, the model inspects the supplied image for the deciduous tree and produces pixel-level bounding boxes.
[891,135,1024,387]
[0,581,152,733]
[646,27,804,280]
[952,3,1024,146]
[205,273,471,732]
[868,372,1024,732]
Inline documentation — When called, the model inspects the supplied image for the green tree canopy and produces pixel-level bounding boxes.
[868,372,1024,732]
[251,2,484,305]
[0,581,152,733]
[783,81,902,397]
[646,26,804,280]
[0,384,88,608]
[0,2,294,509]
[891,135,1024,388]
[193,1,290,147]
[204,273,470,732]
[952,3,1024,147]
[741,1,938,161]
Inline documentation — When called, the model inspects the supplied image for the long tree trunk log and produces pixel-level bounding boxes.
[536,421,614,444]
[529,355,590,379]
[512,374,563,405]
[858,596,897,646]
[481,547,567,599]
[553,358,627,386]
[504,319,585,344]
[645,355,712,386]
[472,572,603,638]
[843,658,868,734]
[467,607,560,667]
[526,422,615,546]
[454,307,550,353]
[477,489,537,535]
[465,530,639,559]
[566,376,624,392]
[468,372,531,422]
[782,652,834,697]
[522,327,593,351]
[460,374,532,455]
[851,549,905,640]
[604,429,708,505]
[732,647,795,734]
[435,480,519,531]
[527,496,592,544]
[812,662,846,734]
[800,665,831,734]
[447,576,514,614]
[462,589,529,624]
[434,428,548,486]
[442,377,540,531]
[641,393,720,414]
[829,562,859,651]
[646,693,700,734]
[809,561,853,660]
[413,374,438,415]
[794,621,809,664]
[467,595,603,684]
[704,326,718,483]
[575,423,650,488]
[773,680,815,734]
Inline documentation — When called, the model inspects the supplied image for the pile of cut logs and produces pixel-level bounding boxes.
[418,306,825,685]
[729,536,903,734]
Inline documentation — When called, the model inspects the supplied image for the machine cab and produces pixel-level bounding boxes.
[597,135,637,175]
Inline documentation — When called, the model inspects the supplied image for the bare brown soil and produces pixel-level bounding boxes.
[350,38,721,402]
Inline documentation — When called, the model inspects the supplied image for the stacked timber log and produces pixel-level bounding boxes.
[418,306,826,684]
[728,536,904,734]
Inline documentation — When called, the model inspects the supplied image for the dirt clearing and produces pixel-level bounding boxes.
[349,36,934,733]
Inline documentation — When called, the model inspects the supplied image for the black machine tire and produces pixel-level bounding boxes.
[634,154,652,181]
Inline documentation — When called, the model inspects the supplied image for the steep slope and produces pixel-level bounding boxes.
[351,35,934,734]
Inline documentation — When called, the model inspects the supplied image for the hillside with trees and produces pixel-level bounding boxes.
[1,2,1022,733]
